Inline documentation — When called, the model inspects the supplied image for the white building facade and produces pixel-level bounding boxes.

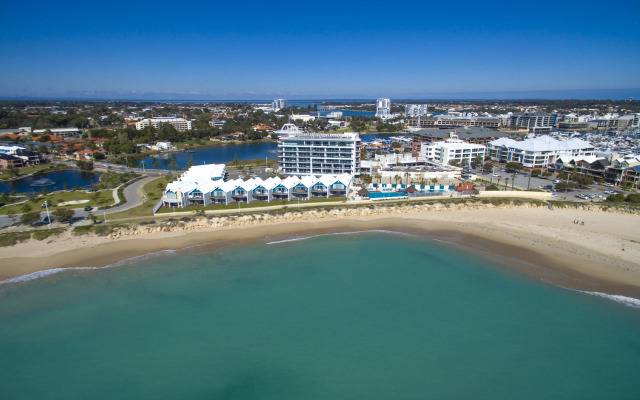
[405,104,427,117]
[272,99,288,111]
[278,132,361,176]
[135,117,192,131]
[376,98,391,119]
[420,139,486,166]
[487,136,596,168]
[162,165,353,208]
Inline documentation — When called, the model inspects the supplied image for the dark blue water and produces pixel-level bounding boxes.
[0,170,101,194]
[135,142,278,170]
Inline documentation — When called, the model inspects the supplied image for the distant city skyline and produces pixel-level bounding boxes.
[1,0,639,100]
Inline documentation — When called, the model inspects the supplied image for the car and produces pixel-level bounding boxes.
[84,205,92,211]
[553,179,562,183]
[492,173,500,177]
[603,183,614,187]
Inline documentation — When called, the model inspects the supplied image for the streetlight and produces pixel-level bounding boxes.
[141,161,146,172]
[43,200,51,226]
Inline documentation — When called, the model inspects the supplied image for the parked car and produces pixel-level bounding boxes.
[84,205,92,211]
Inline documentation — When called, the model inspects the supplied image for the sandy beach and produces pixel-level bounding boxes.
[1,204,640,299]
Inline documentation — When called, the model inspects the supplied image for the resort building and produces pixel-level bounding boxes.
[487,136,596,168]
[376,98,391,119]
[278,132,362,176]
[411,127,509,155]
[135,117,193,131]
[419,139,486,167]
[161,166,352,208]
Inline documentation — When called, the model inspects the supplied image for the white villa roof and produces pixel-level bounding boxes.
[489,136,594,152]
[164,163,353,195]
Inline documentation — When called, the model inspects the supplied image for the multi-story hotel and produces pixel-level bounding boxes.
[419,139,486,167]
[487,136,596,168]
[278,132,361,176]
[135,117,193,131]
[161,164,353,208]
[376,98,391,119]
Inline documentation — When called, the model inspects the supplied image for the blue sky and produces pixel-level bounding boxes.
[0,0,639,100]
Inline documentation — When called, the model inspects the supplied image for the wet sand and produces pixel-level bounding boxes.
[1,207,639,299]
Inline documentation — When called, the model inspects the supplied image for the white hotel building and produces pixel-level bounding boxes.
[487,136,596,168]
[376,98,391,119]
[278,132,361,176]
[161,164,352,208]
[135,117,193,131]
[419,138,486,167]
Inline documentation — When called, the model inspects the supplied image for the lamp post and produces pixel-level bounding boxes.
[43,200,51,226]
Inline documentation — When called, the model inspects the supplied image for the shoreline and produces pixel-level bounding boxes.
[1,207,639,300]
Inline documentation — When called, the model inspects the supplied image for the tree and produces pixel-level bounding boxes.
[483,162,493,172]
[473,156,484,167]
[448,159,460,167]
[505,161,523,172]
[76,160,94,172]
[152,158,160,169]
[531,169,541,177]
[404,171,410,186]
[375,173,382,184]
[7,210,16,223]
[360,174,372,185]
[504,177,509,190]
[21,203,32,213]
[394,175,401,185]
[54,208,74,223]
[21,211,40,226]
[511,174,516,190]
[170,158,178,170]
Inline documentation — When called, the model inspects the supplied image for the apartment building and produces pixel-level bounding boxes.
[376,98,391,119]
[408,115,501,129]
[135,117,193,131]
[278,132,361,176]
[272,99,288,112]
[507,112,556,133]
[419,139,486,167]
[405,104,427,117]
[487,136,596,168]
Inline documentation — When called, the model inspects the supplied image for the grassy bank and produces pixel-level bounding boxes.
[0,190,114,215]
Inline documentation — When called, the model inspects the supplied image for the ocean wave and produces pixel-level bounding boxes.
[579,291,640,310]
[266,229,413,245]
[0,249,178,286]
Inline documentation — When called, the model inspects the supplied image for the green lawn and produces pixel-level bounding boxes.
[0,190,114,215]
[157,197,347,214]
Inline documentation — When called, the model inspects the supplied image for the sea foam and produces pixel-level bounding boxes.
[266,229,413,245]
[579,291,640,310]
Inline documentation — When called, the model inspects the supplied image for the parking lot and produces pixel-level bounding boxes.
[474,168,623,202]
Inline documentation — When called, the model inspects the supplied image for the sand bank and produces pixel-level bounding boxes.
[1,205,639,299]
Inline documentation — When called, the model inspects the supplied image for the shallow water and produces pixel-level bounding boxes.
[1,233,639,399]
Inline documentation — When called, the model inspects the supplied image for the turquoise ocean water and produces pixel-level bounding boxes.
[1,232,639,399]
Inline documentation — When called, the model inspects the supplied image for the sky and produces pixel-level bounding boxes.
[0,0,639,100]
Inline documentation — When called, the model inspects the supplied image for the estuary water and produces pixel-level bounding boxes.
[1,232,639,399]
[0,170,101,195]
[136,141,278,170]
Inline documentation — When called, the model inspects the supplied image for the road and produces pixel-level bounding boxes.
[0,175,159,229]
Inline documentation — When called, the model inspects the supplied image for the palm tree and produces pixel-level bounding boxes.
[496,176,501,188]
[394,175,401,186]
[511,174,516,190]
[404,171,410,186]
[504,177,509,191]
[375,173,382,184]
